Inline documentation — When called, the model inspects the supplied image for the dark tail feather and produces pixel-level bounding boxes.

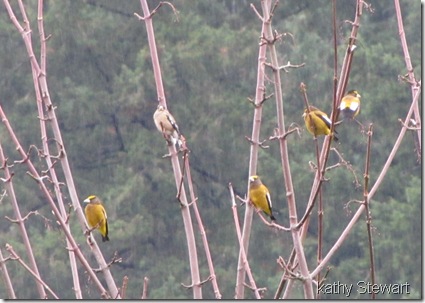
[270,214,276,221]
[102,235,110,242]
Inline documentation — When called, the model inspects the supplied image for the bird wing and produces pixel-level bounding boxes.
[265,191,273,212]
[102,207,108,236]
[105,217,108,237]
[348,100,360,111]
[316,111,332,129]
[166,112,180,135]
[101,206,107,220]
[340,95,360,111]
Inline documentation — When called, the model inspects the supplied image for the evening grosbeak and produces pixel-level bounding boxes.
[303,106,338,141]
[84,195,109,242]
[248,175,276,221]
[339,90,361,120]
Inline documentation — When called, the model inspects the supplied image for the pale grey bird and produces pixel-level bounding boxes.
[153,104,182,149]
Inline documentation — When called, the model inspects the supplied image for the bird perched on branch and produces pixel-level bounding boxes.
[339,90,361,120]
[153,104,182,149]
[84,195,109,242]
[248,175,276,221]
[302,106,338,141]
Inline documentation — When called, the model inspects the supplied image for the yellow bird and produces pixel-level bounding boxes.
[339,90,361,120]
[303,106,338,141]
[248,175,276,221]
[84,195,109,242]
[153,104,182,149]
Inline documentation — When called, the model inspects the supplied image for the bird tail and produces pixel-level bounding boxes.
[171,131,183,149]
[102,235,110,242]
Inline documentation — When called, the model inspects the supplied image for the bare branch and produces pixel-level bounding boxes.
[269,125,301,141]
[0,248,16,299]
[141,277,149,299]
[6,244,58,299]
[245,136,270,149]
[363,124,376,299]
[277,256,299,279]
[279,61,306,73]
[265,61,305,72]
[0,135,47,298]
[181,275,213,288]
[247,92,273,108]
[0,173,14,183]
[229,183,262,299]
[398,118,421,131]
[120,276,129,299]
[243,282,267,297]
[329,148,361,188]
[134,1,179,21]
[182,151,222,298]
[5,210,38,224]
[250,3,264,22]
[317,266,333,290]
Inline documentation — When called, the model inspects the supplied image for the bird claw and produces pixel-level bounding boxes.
[85,231,94,245]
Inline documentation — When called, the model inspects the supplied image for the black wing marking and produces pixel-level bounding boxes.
[166,114,180,135]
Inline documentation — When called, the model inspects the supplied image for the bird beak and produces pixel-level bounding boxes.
[302,113,306,118]
[83,198,90,203]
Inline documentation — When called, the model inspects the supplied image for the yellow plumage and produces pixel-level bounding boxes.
[302,106,338,141]
[84,195,109,242]
[339,90,361,120]
[248,175,276,221]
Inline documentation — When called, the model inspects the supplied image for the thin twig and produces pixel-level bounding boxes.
[141,277,149,299]
[250,3,264,22]
[363,124,376,299]
[229,183,262,299]
[394,0,421,160]
[182,151,222,298]
[330,148,361,188]
[315,137,323,298]
[120,276,129,299]
[5,210,38,223]
[253,208,291,231]
[134,1,178,21]
[269,125,300,141]
[265,61,305,72]
[0,248,16,299]
[6,244,57,299]
[245,136,270,149]
[247,92,273,108]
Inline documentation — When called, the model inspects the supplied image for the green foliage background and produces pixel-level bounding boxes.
[0,0,421,299]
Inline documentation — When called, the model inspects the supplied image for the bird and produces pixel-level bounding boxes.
[153,104,182,149]
[339,90,361,120]
[302,106,338,141]
[248,175,276,221]
[84,195,109,242]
